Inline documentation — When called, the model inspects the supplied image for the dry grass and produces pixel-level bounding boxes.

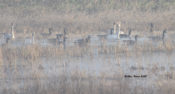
[0,10,175,38]
[1,40,174,65]
[0,41,174,94]
[0,1,175,93]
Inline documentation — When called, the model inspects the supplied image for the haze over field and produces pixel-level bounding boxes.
[0,0,175,94]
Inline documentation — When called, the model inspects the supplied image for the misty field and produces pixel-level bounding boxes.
[0,0,175,94]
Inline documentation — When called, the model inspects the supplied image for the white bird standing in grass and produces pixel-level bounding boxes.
[107,22,128,40]
[117,22,127,39]
[148,29,167,41]
[117,22,121,39]
[11,23,15,39]
[4,23,15,43]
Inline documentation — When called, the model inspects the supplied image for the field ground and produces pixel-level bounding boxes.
[1,0,175,94]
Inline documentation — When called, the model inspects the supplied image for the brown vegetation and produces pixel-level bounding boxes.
[0,0,175,94]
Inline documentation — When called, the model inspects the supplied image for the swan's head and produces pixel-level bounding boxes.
[118,22,121,28]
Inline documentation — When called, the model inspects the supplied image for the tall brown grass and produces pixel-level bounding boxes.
[1,41,174,64]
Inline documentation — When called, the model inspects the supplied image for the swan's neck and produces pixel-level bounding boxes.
[118,23,121,39]
[32,32,35,44]
[11,24,15,39]
[113,23,117,34]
